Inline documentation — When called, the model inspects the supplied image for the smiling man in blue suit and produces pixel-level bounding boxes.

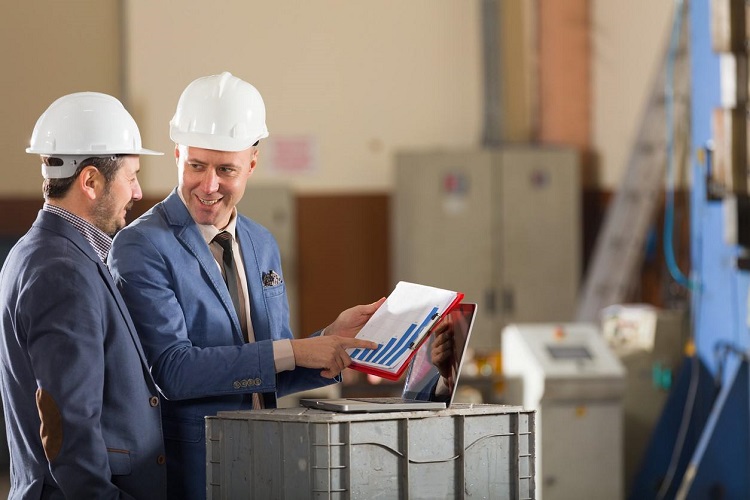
[0,92,167,499]
[108,72,381,499]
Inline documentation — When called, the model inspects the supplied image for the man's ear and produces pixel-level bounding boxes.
[77,165,103,201]
[248,147,259,175]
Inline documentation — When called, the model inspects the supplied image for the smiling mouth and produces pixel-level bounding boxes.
[198,197,220,206]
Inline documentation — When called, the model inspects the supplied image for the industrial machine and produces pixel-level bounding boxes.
[502,322,625,500]
[638,1,750,497]
[393,146,580,352]
[600,304,686,493]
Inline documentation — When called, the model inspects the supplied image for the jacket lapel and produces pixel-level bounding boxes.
[160,191,244,342]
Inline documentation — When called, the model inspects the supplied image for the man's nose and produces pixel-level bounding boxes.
[132,179,143,201]
[201,168,220,193]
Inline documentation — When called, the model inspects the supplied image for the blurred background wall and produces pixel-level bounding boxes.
[0,0,676,332]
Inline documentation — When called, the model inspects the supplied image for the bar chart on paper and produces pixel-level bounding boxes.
[349,306,439,371]
[347,281,464,379]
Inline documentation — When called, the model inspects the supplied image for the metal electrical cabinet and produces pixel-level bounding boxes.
[393,147,580,351]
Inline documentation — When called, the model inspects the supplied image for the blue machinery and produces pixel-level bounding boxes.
[629,0,750,498]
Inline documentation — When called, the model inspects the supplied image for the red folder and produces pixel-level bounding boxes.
[349,290,464,381]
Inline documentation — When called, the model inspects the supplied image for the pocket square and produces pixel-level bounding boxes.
[262,270,283,287]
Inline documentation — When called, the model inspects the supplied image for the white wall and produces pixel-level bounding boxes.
[125,0,483,195]
[592,0,675,189]
[0,0,121,197]
[1,1,676,196]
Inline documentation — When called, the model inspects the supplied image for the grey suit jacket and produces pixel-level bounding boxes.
[0,210,167,499]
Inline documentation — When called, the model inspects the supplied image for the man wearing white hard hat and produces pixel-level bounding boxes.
[0,92,167,498]
[109,72,382,499]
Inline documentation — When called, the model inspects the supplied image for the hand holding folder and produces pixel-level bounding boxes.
[347,281,464,380]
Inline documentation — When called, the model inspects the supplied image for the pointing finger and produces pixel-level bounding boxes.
[342,338,379,350]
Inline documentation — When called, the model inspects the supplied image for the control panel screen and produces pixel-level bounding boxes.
[546,345,592,360]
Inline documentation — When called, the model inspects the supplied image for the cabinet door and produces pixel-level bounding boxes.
[496,148,580,324]
[393,150,497,351]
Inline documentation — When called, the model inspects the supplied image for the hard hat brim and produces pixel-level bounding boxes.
[26,148,164,156]
[170,130,268,152]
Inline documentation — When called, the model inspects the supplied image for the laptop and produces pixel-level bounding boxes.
[301,302,477,412]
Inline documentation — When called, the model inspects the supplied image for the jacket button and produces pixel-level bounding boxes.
[254,378,262,386]
[157,455,166,465]
[240,379,249,388]
[233,381,241,389]
[149,396,159,407]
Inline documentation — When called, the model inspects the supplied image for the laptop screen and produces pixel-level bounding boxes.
[401,302,476,404]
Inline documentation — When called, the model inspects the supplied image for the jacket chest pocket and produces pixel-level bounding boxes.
[262,283,287,335]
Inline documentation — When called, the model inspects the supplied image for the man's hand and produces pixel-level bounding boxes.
[324,297,386,338]
[291,336,379,378]
[430,317,455,381]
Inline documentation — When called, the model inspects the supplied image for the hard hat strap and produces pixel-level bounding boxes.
[40,154,117,179]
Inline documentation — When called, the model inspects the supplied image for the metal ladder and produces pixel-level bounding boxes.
[576,5,690,322]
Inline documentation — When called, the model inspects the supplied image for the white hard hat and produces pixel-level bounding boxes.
[169,72,269,152]
[27,92,162,179]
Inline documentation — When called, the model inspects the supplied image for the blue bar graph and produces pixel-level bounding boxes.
[381,307,438,366]
[352,307,439,368]
[363,337,396,362]
[372,325,415,363]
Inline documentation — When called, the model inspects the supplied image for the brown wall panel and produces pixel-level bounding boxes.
[538,0,590,150]
[0,196,162,238]
[296,194,391,336]
[0,199,44,237]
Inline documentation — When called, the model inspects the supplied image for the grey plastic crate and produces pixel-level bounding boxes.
[206,404,535,499]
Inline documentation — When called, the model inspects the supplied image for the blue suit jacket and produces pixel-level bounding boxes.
[109,190,335,499]
[0,210,167,499]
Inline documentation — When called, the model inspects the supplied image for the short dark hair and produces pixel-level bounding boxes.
[43,156,123,199]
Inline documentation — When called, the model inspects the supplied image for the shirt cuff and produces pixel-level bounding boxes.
[273,339,296,372]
